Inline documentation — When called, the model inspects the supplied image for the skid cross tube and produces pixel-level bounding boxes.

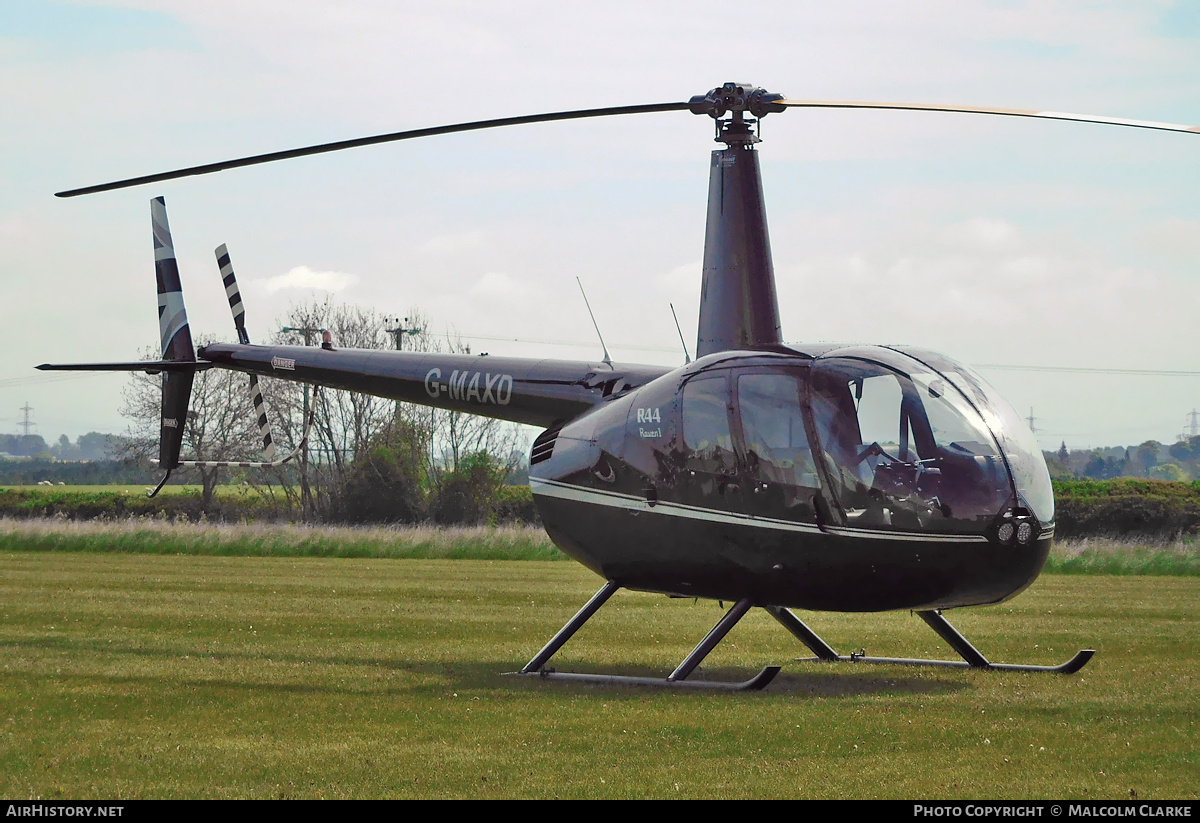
[774,607,1094,674]
[668,597,755,682]
[510,586,779,691]
[520,580,619,674]
[764,605,840,661]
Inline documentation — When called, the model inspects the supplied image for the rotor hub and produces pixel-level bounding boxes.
[689,83,786,147]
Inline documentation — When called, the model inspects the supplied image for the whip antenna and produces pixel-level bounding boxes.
[576,277,612,366]
[670,303,691,364]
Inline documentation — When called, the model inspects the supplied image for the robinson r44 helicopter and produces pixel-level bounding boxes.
[43,83,1200,690]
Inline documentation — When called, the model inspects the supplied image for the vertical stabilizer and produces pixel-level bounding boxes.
[151,197,196,470]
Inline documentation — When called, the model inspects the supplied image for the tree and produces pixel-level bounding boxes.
[265,297,399,519]
[326,418,427,524]
[1082,449,1128,480]
[264,300,531,522]
[429,451,511,525]
[121,339,263,507]
[1169,435,1200,464]
[1135,440,1161,478]
[77,432,120,461]
[1149,462,1186,482]
[0,434,50,458]
[399,310,530,490]
[121,298,531,522]
[52,434,80,461]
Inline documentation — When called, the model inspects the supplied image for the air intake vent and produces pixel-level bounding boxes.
[530,423,563,465]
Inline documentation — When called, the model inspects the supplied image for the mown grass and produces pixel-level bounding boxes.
[0,552,1194,799]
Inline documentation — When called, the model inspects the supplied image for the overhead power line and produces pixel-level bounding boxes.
[974,363,1200,377]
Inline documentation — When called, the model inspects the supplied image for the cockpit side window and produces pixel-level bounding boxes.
[853,373,905,458]
[681,373,734,473]
[736,372,820,490]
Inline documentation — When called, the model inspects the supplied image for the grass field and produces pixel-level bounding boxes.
[2,517,1197,576]
[0,549,1195,799]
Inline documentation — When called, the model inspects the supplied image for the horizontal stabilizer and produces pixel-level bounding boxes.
[36,360,214,373]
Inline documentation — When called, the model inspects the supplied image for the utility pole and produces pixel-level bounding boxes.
[384,316,422,351]
[384,316,427,464]
[1026,408,1037,434]
[281,325,323,517]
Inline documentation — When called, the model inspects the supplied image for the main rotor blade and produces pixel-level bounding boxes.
[55,101,691,198]
[777,99,1200,135]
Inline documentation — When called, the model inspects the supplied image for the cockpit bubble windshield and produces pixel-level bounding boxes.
[810,351,1014,533]
[888,347,1055,525]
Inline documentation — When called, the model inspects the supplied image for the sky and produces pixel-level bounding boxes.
[2,0,1199,451]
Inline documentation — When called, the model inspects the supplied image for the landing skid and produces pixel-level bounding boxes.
[521,666,782,692]
[507,581,780,691]
[765,606,1094,674]
[508,586,1093,692]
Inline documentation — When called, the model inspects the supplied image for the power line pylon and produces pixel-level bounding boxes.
[18,403,35,437]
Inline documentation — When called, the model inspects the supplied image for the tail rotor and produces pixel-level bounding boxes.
[171,243,318,472]
[216,244,277,461]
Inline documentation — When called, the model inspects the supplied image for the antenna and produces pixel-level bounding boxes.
[670,303,691,364]
[576,277,611,366]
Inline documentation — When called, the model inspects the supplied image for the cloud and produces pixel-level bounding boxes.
[1136,218,1200,262]
[941,218,1020,252]
[419,230,486,256]
[253,265,358,293]
[656,260,700,294]
[0,218,30,240]
[468,271,531,303]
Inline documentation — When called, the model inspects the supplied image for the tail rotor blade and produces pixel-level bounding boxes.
[216,243,248,345]
[214,243,277,461]
[247,374,277,462]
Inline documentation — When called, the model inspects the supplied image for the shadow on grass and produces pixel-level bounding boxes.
[768,668,968,697]
[499,663,968,698]
[2,635,967,700]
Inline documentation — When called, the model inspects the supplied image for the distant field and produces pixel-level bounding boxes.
[0,551,1194,799]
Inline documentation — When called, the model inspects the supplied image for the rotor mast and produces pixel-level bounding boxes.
[691,84,787,358]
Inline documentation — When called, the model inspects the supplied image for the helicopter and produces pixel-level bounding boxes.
[41,83,1199,691]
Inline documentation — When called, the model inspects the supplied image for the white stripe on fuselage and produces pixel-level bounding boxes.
[530,478,990,543]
